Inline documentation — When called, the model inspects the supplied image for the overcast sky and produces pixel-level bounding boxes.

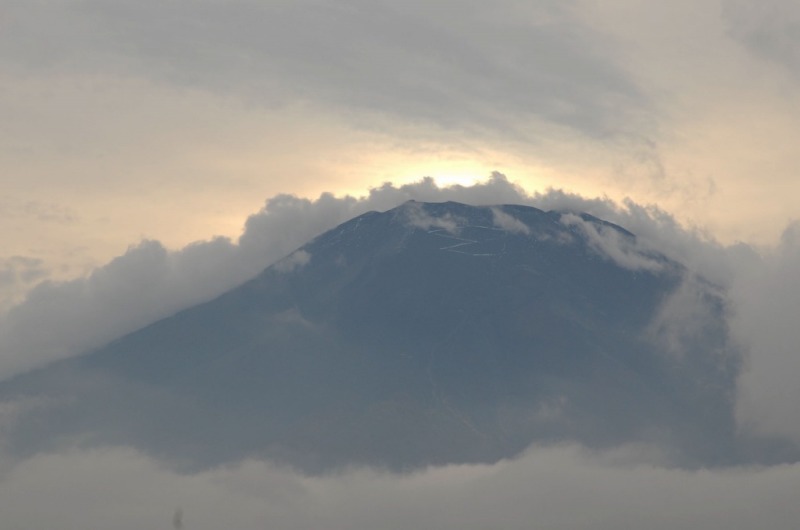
[4,1,800,527]
[4,0,800,283]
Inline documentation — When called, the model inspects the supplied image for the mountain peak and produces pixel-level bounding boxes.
[0,202,739,472]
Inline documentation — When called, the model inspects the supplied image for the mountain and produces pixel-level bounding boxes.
[0,201,741,471]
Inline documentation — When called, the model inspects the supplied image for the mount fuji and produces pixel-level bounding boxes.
[0,201,742,471]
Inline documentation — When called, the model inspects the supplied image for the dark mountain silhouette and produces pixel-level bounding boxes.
[0,201,742,471]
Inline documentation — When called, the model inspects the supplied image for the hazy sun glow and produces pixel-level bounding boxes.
[328,145,557,200]
[397,163,487,189]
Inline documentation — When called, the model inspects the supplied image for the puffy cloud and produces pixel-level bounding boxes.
[1,444,800,530]
[0,239,245,379]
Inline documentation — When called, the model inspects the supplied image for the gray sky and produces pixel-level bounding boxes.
[3,0,800,284]
[4,1,800,526]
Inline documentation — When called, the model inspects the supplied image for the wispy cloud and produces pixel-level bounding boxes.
[273,250,311,273]
[0,1,649,143]
[402,201,463,233]
[559,213,665,272]
[490,207,531,235]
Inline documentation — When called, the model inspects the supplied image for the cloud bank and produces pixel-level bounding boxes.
[1,444,800,530]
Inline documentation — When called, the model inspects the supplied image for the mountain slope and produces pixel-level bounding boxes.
[0,201,740,471]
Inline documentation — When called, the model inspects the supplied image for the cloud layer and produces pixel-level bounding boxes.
[2,444,800,530]
[1,0,647,143]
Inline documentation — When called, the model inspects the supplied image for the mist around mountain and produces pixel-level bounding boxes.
[0,200,757,472]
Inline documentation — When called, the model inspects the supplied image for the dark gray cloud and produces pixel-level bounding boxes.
[1,0,650,143]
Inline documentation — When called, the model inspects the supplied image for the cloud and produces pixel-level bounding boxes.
[0,257,49,313]
[1,444,800,529]
[22,202,78,224]
[0,0,650,143]
[0,239,245,379]
[645,275,730,359]
[490,207,531,235]
[402,201,463,233]
[559,212,665,272]
[731,220,800,442]
[273,250,311,273]
[724,0,800,77]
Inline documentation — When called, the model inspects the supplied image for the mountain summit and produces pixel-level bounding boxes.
[1,201,740,471]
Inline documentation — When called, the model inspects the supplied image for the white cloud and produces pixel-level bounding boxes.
[559,212,665,272]
[402,201,463,233]
[490,207,531,235]
[0,239,246,379]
